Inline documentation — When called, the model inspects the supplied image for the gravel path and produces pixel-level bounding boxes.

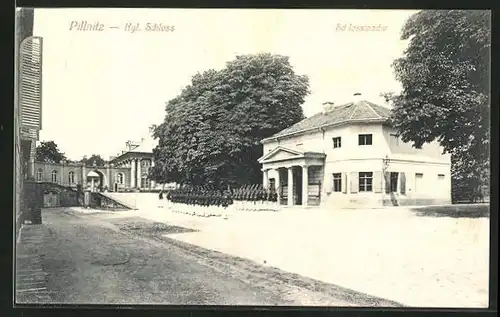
[15,208,403,306]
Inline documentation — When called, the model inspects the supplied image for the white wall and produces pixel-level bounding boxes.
[263,122,388,159]
[385,160,451,202]
[262,122,452,208]
[324,123,388,161]
[382,125,451,163]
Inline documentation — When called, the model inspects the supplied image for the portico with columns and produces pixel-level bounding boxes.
[110,152,156,191]
[107,128,163,191]
[258,146,326,207]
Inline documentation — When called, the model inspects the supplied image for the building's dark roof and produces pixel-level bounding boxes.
[264,100,391,141]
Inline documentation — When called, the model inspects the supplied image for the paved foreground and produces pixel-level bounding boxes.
[115,201,490,308]
[15,208,403,306]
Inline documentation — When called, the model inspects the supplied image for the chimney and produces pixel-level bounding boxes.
[353,92,362,102]
[322,101,335,114]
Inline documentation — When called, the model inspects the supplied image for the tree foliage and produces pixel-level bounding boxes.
[387,10,490,202]
[151,53,309,188]
[35,141,66,164]
[80,154,106,167]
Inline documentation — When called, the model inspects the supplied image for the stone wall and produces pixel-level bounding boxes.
[24,181,81,208]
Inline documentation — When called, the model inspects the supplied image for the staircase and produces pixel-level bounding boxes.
[93,192,136,210]
[102,192,160,210]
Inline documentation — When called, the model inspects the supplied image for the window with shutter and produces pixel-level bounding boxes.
[358,172,373,192]
[350,172,358,193]
[373,171,383,193]
[400,172,406,195]
[332,173,342,192]
[19,37,43,131]
[341,173,347,193]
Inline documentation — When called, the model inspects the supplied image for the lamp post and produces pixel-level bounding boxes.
[382,155,390,194]
[382,154,390,172]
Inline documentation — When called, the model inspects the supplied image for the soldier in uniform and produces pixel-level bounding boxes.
[158,189,164,208]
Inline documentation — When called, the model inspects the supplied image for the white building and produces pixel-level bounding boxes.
[258,93,451,208]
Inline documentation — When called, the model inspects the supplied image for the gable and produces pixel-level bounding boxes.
[270,149,302,161]
[258,146,303,163]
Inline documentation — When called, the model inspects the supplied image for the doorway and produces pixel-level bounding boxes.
[43,191,59,207]
[293,167,303,205]
[278,167,303,206]
[390,172,399,192]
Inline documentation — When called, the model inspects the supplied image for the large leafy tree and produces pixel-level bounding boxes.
[80,154,106,167]
[151,53,309,188]
[387,10,490,202]
[35,141,66,163]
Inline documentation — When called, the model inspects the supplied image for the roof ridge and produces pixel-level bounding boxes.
[348,102,358,120]
[264,100,390,141]
[362,100,381,118]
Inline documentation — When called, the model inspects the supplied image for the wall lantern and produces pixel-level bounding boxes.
[382,154,390,172]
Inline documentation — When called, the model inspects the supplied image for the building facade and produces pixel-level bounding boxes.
[34,131,170,192]
[15,8,41,233]
[108,133,158,191]
[258,94,452,208]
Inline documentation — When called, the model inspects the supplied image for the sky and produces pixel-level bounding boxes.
[33,8,418,160]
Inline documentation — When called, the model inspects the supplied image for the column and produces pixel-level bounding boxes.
[82,165,87,188]
[287,167,294,206]
[106,165,111,189]
[60,161,64,186]
[130,159,136,188]
[137,158,142,189]
[150,160,156,189]
[302,165,309,206]
[262,169,269,189]
[275,168,281,204]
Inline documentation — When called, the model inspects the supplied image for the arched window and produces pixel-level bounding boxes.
[36,168,43,182]
[68,171,75,184]
[51,170,58,183]
[116,173,124,184]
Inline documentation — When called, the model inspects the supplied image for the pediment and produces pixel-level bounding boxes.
[258,146,304,163]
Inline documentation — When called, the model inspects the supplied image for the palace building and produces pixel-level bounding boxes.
[258,93,452,208]
[34,129,165,192]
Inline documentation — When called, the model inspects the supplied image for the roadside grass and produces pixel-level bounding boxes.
[411,204,490,218]
[109,217,199,235]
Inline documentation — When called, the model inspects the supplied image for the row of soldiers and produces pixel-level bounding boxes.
[164,184,279,207]
[166,187,233,208]
[232,184,278,202]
